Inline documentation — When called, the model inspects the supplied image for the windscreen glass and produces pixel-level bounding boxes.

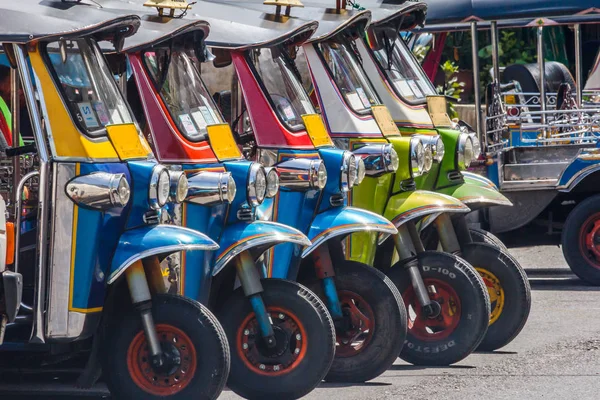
[46,38,133,136]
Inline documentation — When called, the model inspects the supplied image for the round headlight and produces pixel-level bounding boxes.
[225,174,237,202]
[248,164,266,206]
[113,175,131,207]
[410,137,425,177]
[457,133,474,170]
[386,145,400,172]
[308,160,327,189]
[265,168,279,198]
[340,152,355,192]
[348,154,358,188]
[149,165,171,210]
[470,133,481,161]
[423,145,433,173]
[435,136,445,163]
[356,157,366,184]
[169,171,189,203]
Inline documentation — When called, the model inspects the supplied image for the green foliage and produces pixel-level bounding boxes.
[413,44,430,64]
[436,60,465,119]
[478,30,536,85]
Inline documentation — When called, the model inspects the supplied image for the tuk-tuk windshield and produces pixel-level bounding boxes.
[247,46,315,132]
[143,50,223,142]
[45,39,133,136]
[315,37,381,114]
[371,33,436,103]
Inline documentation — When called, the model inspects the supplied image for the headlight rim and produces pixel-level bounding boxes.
[169,170,189,204]
[309,159,327,190]
[409,136,425,178]
[456,133,474,170]
[247,163,267,207]
[149,164,170,210]
[265,167,280,198]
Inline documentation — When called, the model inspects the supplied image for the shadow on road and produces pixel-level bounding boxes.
[319,382,392,388]
[387,364,476,371]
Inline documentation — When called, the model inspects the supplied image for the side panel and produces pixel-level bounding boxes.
[46,162,129,340]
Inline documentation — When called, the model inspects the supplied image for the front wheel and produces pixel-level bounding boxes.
[387,251,490,366]
[305,261,407,383]
[469,227,508,252]
[462,243,531,351]
[218,279,335,400]
[103,294,230,400]
[562,195,600,285]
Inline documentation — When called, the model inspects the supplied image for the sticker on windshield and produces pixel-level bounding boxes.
[356,87,371,108]
[78,102,99,129]
[200,95,221,123]
[346,92,364,111]
[191,110,208,131]
[408,81,423,98]
[282,105,296,121]
[179,114,199,136]
[199,106,216,125]
[93,102,110,126]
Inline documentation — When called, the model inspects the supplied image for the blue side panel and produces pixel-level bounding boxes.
[73,162,130,310]
[509,128,540,147]
[486,157,500,187]
[126,161,156,229]
[558,157,600,187]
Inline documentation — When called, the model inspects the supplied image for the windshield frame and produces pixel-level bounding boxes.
[313,33,383,117]
[41,38,135,138]
[369,28,437,106]
[245,44,316,133]
[141,46,224,143]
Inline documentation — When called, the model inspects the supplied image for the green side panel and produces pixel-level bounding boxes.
[436,128,461,188]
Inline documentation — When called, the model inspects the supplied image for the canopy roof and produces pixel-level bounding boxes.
[190,0,317,49]
[0,0,139,44]
[422,0,600,29]
[207,0,369,42]
[92,0,209,52]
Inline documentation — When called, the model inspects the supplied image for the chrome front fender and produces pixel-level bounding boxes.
[108,225,219,284]
[301,207,397,258]
[436,182,512,209]
[213,221,310,276]
[462,171,499,190]
[384,190,470,229]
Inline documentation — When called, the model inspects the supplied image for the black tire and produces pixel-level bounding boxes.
[469,227,508,252]
[387,251,490,366]
[562,195,600,285]
[304,261,407,382]
[218,279,335,400]
[461,243,531,351]
[103,294,230,400]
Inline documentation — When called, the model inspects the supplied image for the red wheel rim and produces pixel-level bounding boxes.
[236,307,308,376]
[579,212,600,269]
[127,324,197,396]
[335,290,376,358]
[402,279,461,342]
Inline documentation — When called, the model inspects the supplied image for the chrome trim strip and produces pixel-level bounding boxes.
[107,242,219,285]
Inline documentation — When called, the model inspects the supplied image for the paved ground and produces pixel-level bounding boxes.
[3,228,600,399]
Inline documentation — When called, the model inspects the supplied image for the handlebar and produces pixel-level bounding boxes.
[5,144,37,158]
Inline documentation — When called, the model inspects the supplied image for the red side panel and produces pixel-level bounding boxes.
[422,32,447,82]
[232,53,313,149]
[129,54,218,164]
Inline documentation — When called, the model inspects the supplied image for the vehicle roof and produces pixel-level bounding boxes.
[206,0,368,43]
[91,0,210,52]
[0,0,139,44]
[188,0,317,50]
[422,0,600,29]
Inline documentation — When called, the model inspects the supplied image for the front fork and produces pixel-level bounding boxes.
[125,256,168,370]
[312,242,344,320]
[393,222,441,317]
[434,213,473,254]
[234,250,276,348]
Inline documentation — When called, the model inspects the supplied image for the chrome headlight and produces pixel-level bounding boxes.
[276,158,327,190]
[356,157,366,184]
[435,136,445,162]
[352,143,399,177]
[169,170,189,203]
[265,167,279,198]
[410,137,425,177]
[457,133,474,170]
[341,151,358,192]
[149,165,171,210]
[423,145,433,173]
[417,135,445,164]
[186,171,236,205]
[66,172,130,210]
[469,133,481,161]
[248,163,267,206]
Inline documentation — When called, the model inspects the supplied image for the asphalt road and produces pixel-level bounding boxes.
[3,230,600,400]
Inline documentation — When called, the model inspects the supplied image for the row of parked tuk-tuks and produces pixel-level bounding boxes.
[0,0,596,399]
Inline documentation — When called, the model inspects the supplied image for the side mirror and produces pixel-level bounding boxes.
[212,47,232,68]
